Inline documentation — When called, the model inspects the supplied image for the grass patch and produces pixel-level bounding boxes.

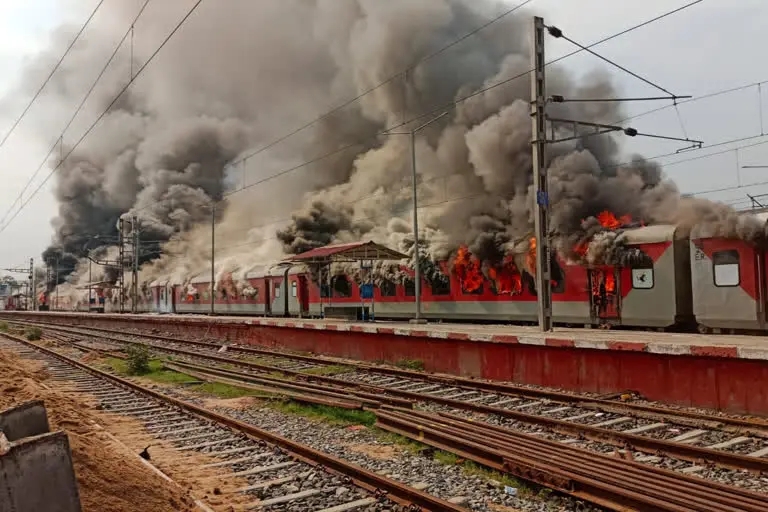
[303,365,352,376]
[0,322,7,332]
[244,355,275,366]
[192,382,259,399]
[266,371,293,381]
[268,400,376,426]
[106,357,198,385]
[372,431,430,454]
[395,359,425,371]
[461,461,524,490]
[434,450,460,465]
[25,327,42,341]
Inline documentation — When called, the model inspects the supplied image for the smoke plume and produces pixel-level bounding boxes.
[6,0,763,300]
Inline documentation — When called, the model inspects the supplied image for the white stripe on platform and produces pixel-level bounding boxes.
[646,344,692,355]
[574,340,610,350]
[518,337,546,345]
[737,347,768,360]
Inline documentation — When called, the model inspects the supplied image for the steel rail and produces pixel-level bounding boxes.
[80,331,768,473]
[10,319,768,472]
[0,331,465,512]
[375,409,768,512]
[390,409,768,510]
[11,316,768,434]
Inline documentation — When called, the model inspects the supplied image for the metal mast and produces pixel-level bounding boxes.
[530,16,552,331]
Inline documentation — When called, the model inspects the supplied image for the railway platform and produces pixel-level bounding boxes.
[3,310,768,416]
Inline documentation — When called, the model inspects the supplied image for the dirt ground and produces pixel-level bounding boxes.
[0,350,197,512]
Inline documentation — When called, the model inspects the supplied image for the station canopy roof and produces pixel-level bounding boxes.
[75,280,116,290]
[282,241,407,264]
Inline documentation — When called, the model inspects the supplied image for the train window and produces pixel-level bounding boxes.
[379,280,396,297]
[713,250,740,287]
[631,267,654,289]
[404,278,416,296]
[274,283,281,298]
[332,275,352,298]
[430,274,451,296]
[291,281,297,297]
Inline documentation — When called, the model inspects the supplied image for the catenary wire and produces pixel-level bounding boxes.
[0,0,204,236]
[0,0,154,228]
[0,0,107,153]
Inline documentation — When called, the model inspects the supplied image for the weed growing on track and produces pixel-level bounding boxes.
[194,382,258,399]
[269,400,376,426]
[25,327,42,341]
[0,322,7,332]
[107,357,198,384]
[126,345,151,375]
[395,359,425,371]
[302,365,353,376]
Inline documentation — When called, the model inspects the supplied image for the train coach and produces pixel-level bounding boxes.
[690,213,768,333]
[144,226,697,330]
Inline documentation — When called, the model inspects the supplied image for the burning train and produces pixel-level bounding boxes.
[92,210,768,335]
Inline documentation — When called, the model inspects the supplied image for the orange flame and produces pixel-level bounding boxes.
[573,242,589,258]
[526,237,537,276]
[605,273,616,293]
[596,210,633,230]
[452,246,484,293]
[487,256,522,295]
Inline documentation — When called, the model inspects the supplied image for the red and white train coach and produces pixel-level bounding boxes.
[146,230,692,329]
[690,213,768,333]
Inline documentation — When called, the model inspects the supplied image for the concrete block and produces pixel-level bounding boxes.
[0,400,50,442]
[0,431,82,512]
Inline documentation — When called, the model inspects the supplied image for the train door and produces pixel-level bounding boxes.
[170,285,177,314]
[588,267,621,325]
[298,275,309,316]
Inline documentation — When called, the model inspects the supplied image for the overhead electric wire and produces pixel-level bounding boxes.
[0,0,706,237]
[0,0,153,228]
[0,0,204,235]
[0,0,107,153]
[616,79,768,125]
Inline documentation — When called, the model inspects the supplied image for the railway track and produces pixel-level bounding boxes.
[0,331,465,512]
[11,320,768,490]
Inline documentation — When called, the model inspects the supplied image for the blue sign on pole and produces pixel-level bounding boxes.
[536,191,549,206]
[360,284,373,299]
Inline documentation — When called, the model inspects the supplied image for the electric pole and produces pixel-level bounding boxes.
[29,258,35,311]
[526,17,701,333]
[210,203,215,316]
[131,215,140,313]
[530,16,552,332]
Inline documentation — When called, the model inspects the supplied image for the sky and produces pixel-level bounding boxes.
[0,0,767,275]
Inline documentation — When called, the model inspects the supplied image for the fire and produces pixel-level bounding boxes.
[452,246,484,293]
[487,256,522,295]
[573,242,589,258]
[596,210,633,230]
[526,237,536,276]
[604,272,616,293]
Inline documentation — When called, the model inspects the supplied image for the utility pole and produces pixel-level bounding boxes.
[530,16,552,332]
[210,203,215,316]
[29,258,35,311]
[55,257,59,311]
[385,111,448,324]
[134,216,140,313]
[526,17,700,332]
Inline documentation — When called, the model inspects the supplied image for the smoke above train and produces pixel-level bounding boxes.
[7,0,766,298]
